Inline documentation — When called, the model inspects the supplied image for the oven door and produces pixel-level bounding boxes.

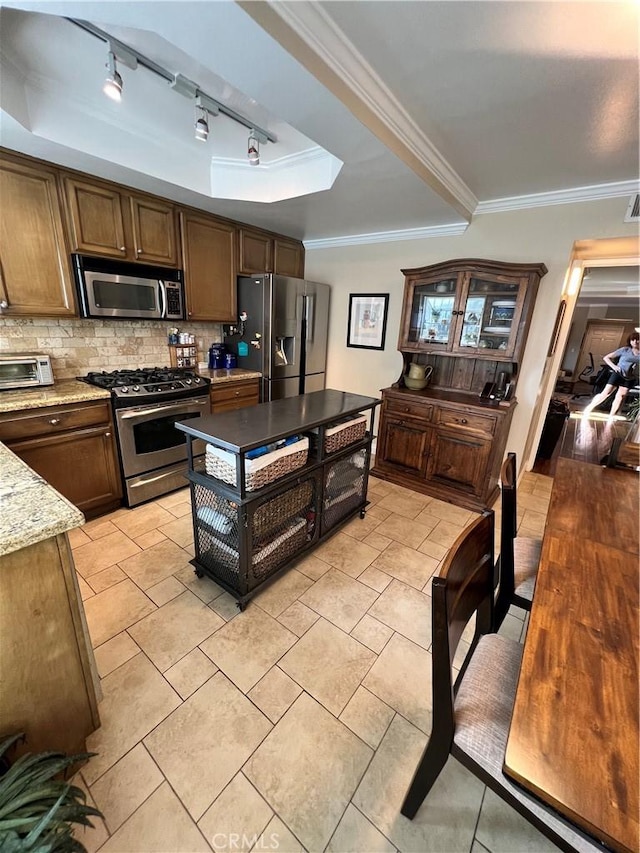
[115,395,209,478]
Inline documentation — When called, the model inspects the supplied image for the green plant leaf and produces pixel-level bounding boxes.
[23,791,65,846]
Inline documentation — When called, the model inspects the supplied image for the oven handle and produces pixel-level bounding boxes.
[158,280,167,318]
[118,399,209,420]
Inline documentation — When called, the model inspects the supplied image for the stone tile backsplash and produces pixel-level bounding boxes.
[0,318,223,380]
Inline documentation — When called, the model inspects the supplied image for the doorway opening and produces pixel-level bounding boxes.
[523,237,640,475]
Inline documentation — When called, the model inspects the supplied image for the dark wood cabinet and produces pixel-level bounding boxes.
[0,400,122,518]
[238,228,273,274]
[399,259,545,363]
[274,237,305,278]
[210,378,260,413]
[0,155,76,317]
[374,386,514,510]
[64,176,179,266]
[180,211,236,322]
[2,150,306,322]
[239,227,305,277]
[373,258,545,510]
[427,427,492,499]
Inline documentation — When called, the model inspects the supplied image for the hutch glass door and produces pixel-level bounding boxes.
[406,278,456,348]
[455,276,523,357]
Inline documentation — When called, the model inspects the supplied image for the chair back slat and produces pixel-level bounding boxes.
[401,509,496,820]
[495,453,517,629]
[501,452,518,539]
[435,511,495,675]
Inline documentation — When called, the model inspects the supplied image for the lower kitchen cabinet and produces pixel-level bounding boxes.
[0,532,100,756]
[427,427,493,497]
[377,416,430,478]
[372,387,514,510]
[0,400,122,518]
[210,378,260,413]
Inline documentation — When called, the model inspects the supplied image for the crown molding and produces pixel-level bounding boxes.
[476,180,640,214]
[239,0,477,221]
[304,222,469,250]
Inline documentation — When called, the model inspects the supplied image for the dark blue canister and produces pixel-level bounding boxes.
[209,344,227,369]
[225,353,238,369]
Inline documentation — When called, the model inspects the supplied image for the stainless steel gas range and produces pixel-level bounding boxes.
[79,368,210,507]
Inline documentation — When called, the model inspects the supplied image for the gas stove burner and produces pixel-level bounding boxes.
[78,366,210,406]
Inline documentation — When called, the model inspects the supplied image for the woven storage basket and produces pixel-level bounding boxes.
[205,437,309,490]
[313,415,367,454]
[252,480,314,542]
[252,519,307,582]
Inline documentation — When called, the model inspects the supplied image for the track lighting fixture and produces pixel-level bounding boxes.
[195,105,209,142]
[248,132,260,166]
[71,19,277,150]
[103,51,123,102]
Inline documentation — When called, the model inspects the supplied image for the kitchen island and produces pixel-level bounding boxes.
[177,389,380,609]
[0,443,100,755]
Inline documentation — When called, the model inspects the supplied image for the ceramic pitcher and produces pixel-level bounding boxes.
[408,363,433,382]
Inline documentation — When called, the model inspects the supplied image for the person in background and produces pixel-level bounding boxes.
[583,333,640,417]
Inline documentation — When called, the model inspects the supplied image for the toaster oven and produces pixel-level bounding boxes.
[0,353,54,391]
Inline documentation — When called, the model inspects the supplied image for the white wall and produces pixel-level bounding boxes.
[305,196,637,469]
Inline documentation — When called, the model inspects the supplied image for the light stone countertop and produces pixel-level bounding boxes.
[0,379,112,414]
[199,368,262,383]
[0,372,260,414]
[0,442,84,557]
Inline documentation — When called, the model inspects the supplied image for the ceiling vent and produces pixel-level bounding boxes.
[624,193,640,222]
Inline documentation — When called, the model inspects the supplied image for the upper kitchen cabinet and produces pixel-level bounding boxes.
[274,236,305,278]
[238,227,305,277]
[0,154,76,317]
[238,227,273,274]
[399,259,547,363]
[180,210,236,322]
[63,176,179,267]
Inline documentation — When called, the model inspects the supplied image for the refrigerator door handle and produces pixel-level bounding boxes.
[304,295,315,343]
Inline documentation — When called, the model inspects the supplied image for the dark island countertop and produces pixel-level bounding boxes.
[176,389,380,453]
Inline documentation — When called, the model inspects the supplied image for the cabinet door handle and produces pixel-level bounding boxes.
[105,432,111,437]
[404,407,410,412]
[454,417,468,425]
[119,246,126,252]
[0,300,8,310]
[49,418,61,425]
[136,248,142,255]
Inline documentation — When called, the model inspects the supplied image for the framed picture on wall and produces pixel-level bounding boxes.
[347,293,389,350]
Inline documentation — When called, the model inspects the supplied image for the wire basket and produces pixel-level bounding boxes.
[205,437,309,490]
[322,448,367,533]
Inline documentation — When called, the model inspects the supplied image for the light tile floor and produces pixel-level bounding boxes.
[69,471,559,853]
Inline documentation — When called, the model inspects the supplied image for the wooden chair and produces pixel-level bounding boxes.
[401,510,600,852]
[493,452,542,629]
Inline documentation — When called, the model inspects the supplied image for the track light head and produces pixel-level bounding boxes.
[103,51,122,101]
[248,132,260,166]
[194,102,209,141]
[195,116,209,142]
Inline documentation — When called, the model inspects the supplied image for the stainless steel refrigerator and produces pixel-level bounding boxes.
[224,275,330,402]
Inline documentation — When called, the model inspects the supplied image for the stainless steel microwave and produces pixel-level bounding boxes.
[0,353,54,391]
[72,254,185,320]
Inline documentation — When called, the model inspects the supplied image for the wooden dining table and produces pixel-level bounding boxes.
[504,457,639,853]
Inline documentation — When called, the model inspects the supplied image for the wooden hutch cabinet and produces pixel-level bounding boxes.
[373,258,547,510]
